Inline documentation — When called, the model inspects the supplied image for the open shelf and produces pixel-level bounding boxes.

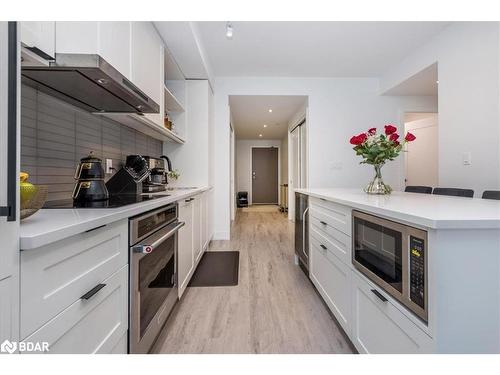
[164,85,185,113]
[104,113,185,144]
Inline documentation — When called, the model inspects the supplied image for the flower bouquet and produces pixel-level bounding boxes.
[350,125,416,194]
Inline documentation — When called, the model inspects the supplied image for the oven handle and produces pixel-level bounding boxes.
[133,221,185,254]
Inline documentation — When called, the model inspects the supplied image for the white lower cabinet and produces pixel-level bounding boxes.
[193,196,202,263]
[178,198,194,298]
[310,237,351,335]
[22,265,128,354]
[201,192,209,250]
[351,272,432,354]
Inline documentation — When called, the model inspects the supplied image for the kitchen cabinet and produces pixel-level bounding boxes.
[193,195,202,263]
[130,22,163,107]
[55,22,131,79]
[310,234,351,335]
[0,277,17,347]
[20,22,55,59]
[201,191,209,251]
[20,220,128,340]
[22,265,128,354]
[351,272,432,354]
[178,198,194,298]
[19,220,128,354]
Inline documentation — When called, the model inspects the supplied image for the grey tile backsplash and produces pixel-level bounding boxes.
[21,85,163,201]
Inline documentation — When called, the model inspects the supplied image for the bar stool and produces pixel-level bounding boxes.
[404,186,433,194]
[432,187,474,198]
[482,190,500,200]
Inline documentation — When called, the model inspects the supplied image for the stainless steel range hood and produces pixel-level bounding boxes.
[21,53,160,114]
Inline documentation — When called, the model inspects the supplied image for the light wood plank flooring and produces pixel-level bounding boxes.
[155,209,354,354]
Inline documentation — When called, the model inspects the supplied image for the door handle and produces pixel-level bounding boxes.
[371,289,388,302]
[320,221,327,226]
[320,244,327,250]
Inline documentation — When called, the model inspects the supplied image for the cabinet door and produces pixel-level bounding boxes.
[193,196,202,263]
[130,22,162,105]
[351,272,432,354]
[98,22,131,79]
[20,22,55,59]
[21,266,128,354]
[310,237,351,334]
[201,192,209,251]
[178,199,194,298]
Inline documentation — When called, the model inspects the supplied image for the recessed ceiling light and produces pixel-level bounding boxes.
[263,124,267,128]
[259,134,263,137]
[268,109,273,113]
[436,80,439,84]
[226,22,233,39]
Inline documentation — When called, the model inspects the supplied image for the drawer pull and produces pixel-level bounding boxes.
[320,244,327,250]
[81,283,106,300]
[320,220,328,226]
[85,225,106,233]
[371,289,388,302]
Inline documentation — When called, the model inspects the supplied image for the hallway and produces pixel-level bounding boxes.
[156,209,354,354]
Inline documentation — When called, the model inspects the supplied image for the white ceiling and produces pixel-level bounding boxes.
[229,95,307,139]
[384,63,438,96]
[196,22,449,77]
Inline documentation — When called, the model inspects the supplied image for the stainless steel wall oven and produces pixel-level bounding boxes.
[352,210,428,322]
[129,203,184,353]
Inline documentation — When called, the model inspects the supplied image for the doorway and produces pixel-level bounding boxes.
[252,147,279,204]
[404,113,438,187]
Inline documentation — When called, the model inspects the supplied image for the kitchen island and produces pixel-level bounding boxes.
[296,188,500,354]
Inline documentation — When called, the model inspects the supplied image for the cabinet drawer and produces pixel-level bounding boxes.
[20,220,128,339]
[310,238,351,334]
[22,265,128,354]
[310,198,351,236]
[310,219,351,265]
[351,272,432,354]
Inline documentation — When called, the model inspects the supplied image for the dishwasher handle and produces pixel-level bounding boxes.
[302,207,309,259]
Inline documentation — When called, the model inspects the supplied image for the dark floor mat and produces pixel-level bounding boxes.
[188,251,240,287]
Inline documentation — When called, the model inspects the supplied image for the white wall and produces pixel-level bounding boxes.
[381,22,500,196]
[235,139,281,205]
[213,77,436,239]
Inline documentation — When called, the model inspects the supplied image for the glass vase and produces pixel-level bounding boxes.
[364,163,392,195]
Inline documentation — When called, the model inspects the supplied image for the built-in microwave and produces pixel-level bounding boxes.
[352,210,428,322]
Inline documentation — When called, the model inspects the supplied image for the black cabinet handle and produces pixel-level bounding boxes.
[320,221,328,226]
[371,289,388,302]
[81,284,106,300]
[320,244,327,250]
[85,225,106,233]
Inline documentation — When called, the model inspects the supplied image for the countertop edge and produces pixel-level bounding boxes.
[20,187,212,250]
[296,188,500,230]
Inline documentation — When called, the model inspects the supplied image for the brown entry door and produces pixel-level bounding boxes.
[252,147,279,204]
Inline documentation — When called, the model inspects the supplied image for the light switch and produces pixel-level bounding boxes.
[462,152,472,166]
[106,159,113,174]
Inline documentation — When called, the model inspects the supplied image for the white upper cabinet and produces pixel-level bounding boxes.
[55,22,131,79]
[130,22,163,105]
[20,22,56,59]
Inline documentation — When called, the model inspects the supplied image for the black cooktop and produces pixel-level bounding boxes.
[43,194,170,209]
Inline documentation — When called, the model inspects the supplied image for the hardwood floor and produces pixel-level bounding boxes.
[155,209,355,354]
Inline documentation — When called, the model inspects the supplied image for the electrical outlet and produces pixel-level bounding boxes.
[106,159,113,174]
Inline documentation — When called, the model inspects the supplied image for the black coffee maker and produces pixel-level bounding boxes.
[72,152,109,202]
[142,155,173,193]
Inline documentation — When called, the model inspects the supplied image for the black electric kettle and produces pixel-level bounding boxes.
[72,152,109,202]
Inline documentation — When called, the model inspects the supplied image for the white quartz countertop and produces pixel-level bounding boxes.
[20,187,211,250]
[295,188,500,230]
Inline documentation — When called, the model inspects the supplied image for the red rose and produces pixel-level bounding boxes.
[389,133,399,142]
[405,132,416,142]
[393,141,400,146]
[349,133,367,145]
[368,127,377,135]
[384,124,397,135]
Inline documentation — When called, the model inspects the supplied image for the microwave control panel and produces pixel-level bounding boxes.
[409,236,425,309]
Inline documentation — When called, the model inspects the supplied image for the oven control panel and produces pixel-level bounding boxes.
[409,236,425,309]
